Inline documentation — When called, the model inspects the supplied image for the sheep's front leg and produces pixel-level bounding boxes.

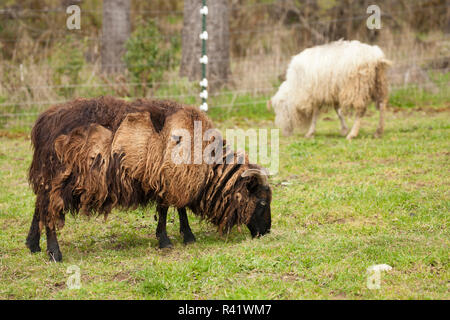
[305,108,319,138]
[156,205,172,249]
[26,206,42,253]
[178,208,196,245]
[334,105,349,136]
[346,110,365,140]
[374,101,385,138]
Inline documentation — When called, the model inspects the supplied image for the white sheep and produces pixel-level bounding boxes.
[269,40,392,139]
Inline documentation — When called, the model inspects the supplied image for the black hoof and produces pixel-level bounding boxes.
[158,238,173,249]
[182,232,196,245]
[47,249,63,262]
[26,242,41,253]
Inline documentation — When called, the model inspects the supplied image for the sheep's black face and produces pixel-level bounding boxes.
[247,199,271,238]
[246,185,272,238]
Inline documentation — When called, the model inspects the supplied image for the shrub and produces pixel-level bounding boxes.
[123,20,179,96]
[50,36,85,98]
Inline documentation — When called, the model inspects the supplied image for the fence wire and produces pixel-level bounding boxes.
[0,1,449,129]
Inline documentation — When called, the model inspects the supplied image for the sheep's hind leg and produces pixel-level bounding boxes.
[305,108,319,138]
[46,226,62,262]
[156,205,173,249]
[26,206,42,253]
[334,105,349,136]
[346,110,365,140]
[178,207,196,245]
[374,101,385,138]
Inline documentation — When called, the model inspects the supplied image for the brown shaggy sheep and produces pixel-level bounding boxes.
[27,97,272,262]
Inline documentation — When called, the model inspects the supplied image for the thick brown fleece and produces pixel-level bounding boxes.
[29,97,271,233]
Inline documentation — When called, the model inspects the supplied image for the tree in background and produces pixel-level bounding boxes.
[180,0,230,91]
[123,20,179,97]
[101,0,130,74]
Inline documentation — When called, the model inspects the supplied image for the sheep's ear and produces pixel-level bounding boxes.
[245,176,260,194]
[241,168,269,188]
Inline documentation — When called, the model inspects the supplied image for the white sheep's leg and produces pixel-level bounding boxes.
[346,110,365,140]
[334,105,349,136]
[347,109,366,140]
[282,125,293,136]
[374,101,385,138]
[346,117,361,140]
[305,108,318,138]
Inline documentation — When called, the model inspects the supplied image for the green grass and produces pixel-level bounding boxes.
[389,71,450,109]
[0,106,449,299]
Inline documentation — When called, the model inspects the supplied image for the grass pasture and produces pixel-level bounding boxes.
[0,105,449,299]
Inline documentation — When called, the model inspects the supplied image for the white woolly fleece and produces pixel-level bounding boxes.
[271,40,390,135]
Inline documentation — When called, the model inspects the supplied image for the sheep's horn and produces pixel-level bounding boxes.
[241,168,269,186]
